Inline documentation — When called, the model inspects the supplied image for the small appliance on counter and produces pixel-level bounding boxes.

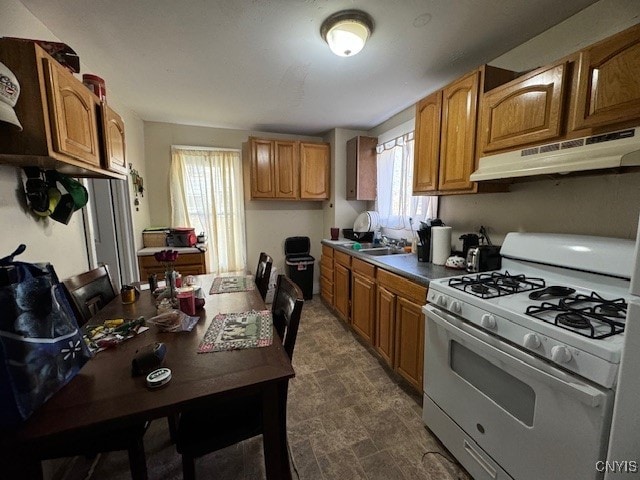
[167,227,197,247]
[466,226,501,272]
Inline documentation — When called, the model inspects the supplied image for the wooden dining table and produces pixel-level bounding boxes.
[0,273,294,480]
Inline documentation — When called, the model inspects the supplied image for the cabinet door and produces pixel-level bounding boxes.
[479,62,567,153]
[43,58,100,167]
[300,142,330,200]
[439,71,480,192]
[394,296,425,391]
[250,138,275,198]
[334,263,350,322]
[274,140,298,199]
[570,23,640,131]
[346,136,377,200]
[351,271,376,343]
[101,103,127,174]
[375,285,396,366]
[413,91,442,193]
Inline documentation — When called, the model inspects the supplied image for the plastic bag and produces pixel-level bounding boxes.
[147,309,199,332]
[0,245,92,427]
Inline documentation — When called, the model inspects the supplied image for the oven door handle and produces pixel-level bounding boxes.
[426,305,607,408]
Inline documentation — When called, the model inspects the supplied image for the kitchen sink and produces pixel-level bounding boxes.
[359,247,406,256]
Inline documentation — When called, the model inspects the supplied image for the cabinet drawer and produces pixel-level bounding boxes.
[352,257,375,278]
[320,254,333,269]
[322,244,334,258]
[334,250,352,268]
[320,262,333,281]
[377,268,427,305]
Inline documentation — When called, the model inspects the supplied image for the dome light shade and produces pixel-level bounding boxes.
[321,10,374,57]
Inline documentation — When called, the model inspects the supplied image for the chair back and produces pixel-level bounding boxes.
[254,252,273,301]
[63,265,118,326]
[271,274,304,361]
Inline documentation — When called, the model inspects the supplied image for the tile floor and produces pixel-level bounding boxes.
[58,297,469,480]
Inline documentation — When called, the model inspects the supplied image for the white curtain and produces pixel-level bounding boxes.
[170,146,246,273]
[376,132,438,230]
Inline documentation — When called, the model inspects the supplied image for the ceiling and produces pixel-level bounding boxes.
[20,0,598,136]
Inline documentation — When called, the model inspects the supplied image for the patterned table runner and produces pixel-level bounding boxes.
[197,310,273,353]
[209,275,255,294]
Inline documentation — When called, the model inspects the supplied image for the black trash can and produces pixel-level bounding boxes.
[284,236,314,300]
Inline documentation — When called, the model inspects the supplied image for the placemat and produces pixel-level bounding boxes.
[197,310,273,353]
[209,275,255,294]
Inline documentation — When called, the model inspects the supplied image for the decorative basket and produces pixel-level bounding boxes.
[142,231,168,248]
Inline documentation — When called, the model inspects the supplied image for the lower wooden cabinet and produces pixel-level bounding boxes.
[321,243,428,392]
[137,251,208,281]
[375,285,396,365]
[394,296,425,390]
[320,245,334,305]
[376,268,428,391]
[334,263,350,322]
[351,259,376,343]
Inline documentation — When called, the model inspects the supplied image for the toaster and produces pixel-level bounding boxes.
[466,245,501,272]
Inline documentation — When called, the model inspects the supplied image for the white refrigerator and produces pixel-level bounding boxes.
[605,218,640,479]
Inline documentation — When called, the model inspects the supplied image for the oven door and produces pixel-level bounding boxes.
[423,304,614,480]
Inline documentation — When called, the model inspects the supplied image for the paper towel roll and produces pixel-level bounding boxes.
[431,226,452,265]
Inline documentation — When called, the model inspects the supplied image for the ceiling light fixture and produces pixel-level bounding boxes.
[320,10,374,57]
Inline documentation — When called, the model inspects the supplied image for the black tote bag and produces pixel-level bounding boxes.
[0,245,92,427]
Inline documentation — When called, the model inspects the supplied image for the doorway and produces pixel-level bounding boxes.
[83,178,137,289]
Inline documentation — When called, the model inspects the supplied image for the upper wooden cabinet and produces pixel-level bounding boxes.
[413,92,441,193]
[438,70,481,192]
[0,38,124,179]
[413,66,514,195]
[248,137,298,199]
[300,141,330,200]
[346,136,377,200]
[478,61,568,154]
[475,23,640,157]
[246,137,329,201]
[101,102,127,175]
[569,22,640,132]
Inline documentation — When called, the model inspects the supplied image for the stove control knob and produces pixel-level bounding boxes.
[523,333,541,349]
[551,345,572,364]
[450,301,462,314]
[438,296,448,307]
[480,314,496,329]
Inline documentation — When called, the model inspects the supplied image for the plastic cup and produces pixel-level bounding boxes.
[177,288,196,316]
[330,227,339,240]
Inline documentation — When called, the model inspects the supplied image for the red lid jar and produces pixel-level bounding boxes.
[82,74,106,101]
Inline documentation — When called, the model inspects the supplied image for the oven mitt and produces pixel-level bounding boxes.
[48,170,88,211]
[46,170,89,224]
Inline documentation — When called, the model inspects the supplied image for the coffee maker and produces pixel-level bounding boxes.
[417,219,444,262]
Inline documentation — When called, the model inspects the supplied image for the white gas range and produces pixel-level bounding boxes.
[422,233,635,480]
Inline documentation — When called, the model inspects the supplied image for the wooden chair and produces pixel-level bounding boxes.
[254,252,273,301]
[176,274,304,480]
[62,265,118,326]
[57,265,149,479]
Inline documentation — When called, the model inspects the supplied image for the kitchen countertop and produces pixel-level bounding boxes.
[322,239,462,287]
[137,244,207,256]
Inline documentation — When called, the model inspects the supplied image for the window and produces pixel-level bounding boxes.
[169,146,246,273]
[375,130,437,231]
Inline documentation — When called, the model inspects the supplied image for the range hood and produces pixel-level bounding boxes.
[470,127,640,181]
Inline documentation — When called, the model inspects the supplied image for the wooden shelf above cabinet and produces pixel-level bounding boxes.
[0,38,125,180]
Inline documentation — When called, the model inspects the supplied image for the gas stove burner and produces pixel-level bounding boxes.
[595,303,626,318]
[471,284,491,294]
[561,293,628,318]
[557,312,591,329]
[529,285,576,300]
[449,271,546,299]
